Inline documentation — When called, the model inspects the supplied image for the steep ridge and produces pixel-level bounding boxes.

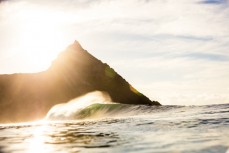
[0,41,160,123]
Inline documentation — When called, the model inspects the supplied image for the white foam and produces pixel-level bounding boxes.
[45,91,112,120]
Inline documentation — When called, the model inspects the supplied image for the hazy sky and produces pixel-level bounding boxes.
[0,0,229,105]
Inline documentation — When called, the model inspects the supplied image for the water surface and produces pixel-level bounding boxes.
[0,104,229,153]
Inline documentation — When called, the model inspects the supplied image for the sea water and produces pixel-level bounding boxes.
[0,94,228,153]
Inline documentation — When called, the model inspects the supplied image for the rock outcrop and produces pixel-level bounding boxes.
[0,41,160,123]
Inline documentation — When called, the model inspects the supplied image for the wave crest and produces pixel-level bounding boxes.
[45,91,113,120]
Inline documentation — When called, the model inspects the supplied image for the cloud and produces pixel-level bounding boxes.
[183,52,229,61]
[200,0,228,4]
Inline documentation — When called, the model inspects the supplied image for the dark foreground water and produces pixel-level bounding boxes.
[0,103,229,153]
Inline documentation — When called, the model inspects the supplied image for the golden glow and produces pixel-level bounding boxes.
[130,85,142,96]
[27,127,46,153]
[26,121,51,153]
[46,91,111,120]
[18,23,65,72]
[9,6,71,73]
[1,1,95,73]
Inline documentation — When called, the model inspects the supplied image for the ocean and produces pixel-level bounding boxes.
[0,102,228,153]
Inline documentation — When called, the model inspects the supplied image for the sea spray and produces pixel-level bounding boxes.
[45,91,113,120]
[45,91,163,121]
[45,91,134,120]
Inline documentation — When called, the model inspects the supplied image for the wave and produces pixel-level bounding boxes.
[45,91,112,120]
[45,91,142,120]
[45,91,180,121]
[45,91,229,121]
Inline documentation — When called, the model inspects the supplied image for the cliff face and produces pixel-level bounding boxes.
[0,41,160,123]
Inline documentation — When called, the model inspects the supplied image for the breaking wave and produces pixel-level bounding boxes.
[46,91,229,121]
[45,91,182,121]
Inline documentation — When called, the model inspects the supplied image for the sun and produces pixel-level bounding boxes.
[5,4,73,73]
[1,1,87,74]
[18,25,65,72]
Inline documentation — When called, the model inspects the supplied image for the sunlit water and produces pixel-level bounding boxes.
[0,103,229,153]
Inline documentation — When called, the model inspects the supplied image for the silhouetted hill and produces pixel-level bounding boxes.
[0,41,160,123]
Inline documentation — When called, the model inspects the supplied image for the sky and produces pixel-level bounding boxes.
[0,0,229,105]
